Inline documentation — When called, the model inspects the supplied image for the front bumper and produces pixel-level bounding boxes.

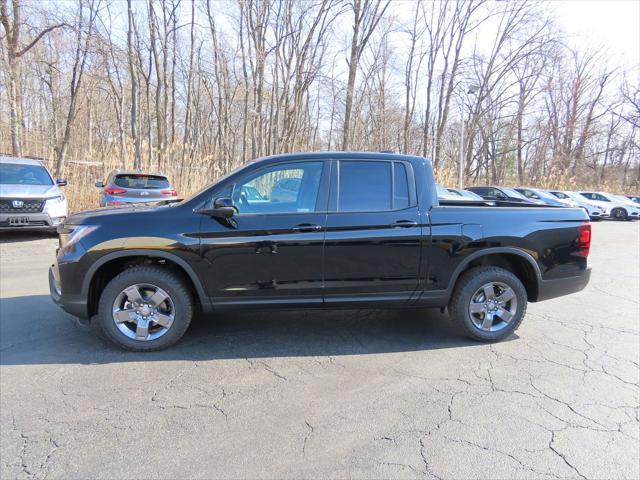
[49,265,89,319]
[536,267,591,302]
[0,213,65,231]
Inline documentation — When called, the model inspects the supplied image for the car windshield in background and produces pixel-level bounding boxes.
[502,187,529,200]
[436,184,451,197]
[0,163,53,185]
[535,189,560,201]
[114,174,170,189]
[611,194,634,203]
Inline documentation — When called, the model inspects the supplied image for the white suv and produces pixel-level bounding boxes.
[579,191,640,221]
[0,156,68,231]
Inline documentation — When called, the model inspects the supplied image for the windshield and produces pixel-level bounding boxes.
[551,191,569,199]
[436,184,451,197]
[460,190,483,200]
[564,192,585,201]
[0,163,53,186]
[114,174,170,189]
[502,187,529,200]
[534,189,560,201]
[611,194,633,203]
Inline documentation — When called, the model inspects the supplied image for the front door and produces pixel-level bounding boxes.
[322,159,423,306]
[200,160,330,307]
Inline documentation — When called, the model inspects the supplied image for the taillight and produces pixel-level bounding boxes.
[161,189,177,196]
[578,223,591,257]
[105,187,127,195]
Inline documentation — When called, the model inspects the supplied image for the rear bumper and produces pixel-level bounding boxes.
[49,266,89,318]
[536,267,591,302]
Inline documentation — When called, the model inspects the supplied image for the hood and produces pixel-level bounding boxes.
[0,184,60,199]
[66,203,162,225]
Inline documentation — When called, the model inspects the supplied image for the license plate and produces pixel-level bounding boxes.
[9,217,29,225]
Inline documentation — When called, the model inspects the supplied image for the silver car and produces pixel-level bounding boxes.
[96,170,178,206]
[0,156,68,231]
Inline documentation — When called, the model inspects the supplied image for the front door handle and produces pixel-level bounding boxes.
[391,220,418,228]
[292,223,322,233]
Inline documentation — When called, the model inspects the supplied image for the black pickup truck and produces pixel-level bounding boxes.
[50,152,591,351]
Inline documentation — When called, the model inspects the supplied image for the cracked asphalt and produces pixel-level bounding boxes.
[1,222,638,479]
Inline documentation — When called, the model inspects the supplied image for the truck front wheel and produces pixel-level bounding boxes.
[96,266,194,351]
[449,266,527,342]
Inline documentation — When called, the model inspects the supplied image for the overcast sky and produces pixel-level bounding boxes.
[553,0,639,70]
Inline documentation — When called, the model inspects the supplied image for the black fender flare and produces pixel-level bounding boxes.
[81,249,211,311]
[444,247,543,297]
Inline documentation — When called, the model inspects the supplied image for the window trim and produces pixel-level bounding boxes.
[329,159,417,214]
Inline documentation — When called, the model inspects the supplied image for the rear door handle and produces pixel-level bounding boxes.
[391,220,418,228]
[292,223,322,233]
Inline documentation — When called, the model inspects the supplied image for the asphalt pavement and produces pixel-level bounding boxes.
[1,222,638,479]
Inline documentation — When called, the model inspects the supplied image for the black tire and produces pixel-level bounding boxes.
[96,266,193,351]
[448,266,527,342]
[611,207,627,221]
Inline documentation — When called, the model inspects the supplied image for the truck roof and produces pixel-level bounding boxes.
[249,151,428,166]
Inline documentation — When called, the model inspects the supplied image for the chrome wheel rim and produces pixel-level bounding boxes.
[112,283,175,341]
[468,281,517,332]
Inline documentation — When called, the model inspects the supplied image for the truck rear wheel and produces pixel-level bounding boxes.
[96,266,193,351]
[449,266,527,342]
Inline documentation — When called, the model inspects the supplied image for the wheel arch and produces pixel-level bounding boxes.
[83,249,210,318]
[448,248,542,301]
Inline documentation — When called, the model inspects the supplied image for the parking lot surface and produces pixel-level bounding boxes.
[1,222,638,479]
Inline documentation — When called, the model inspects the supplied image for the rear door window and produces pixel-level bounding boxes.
[114,174,170,189]
[338,161,392,212]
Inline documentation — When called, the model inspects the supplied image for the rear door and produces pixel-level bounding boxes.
[322,159,422,306]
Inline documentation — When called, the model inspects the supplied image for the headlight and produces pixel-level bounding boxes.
[45,194,65,205]
[59,225,98,248]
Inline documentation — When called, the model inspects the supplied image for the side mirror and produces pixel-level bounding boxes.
[56,178,67,186]
[199,197,236,218]
[95,181,104,188]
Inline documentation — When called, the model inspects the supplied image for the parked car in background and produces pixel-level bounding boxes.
[547,190,607,220]
[465,186,543,204]
[447,188,484,200]
[514,187,569,207]
[270,177,302,203]
[436,184,460,201]
[96,171,178,207]
[579,191,640,221]
[0,156,68,231]
[626,195,640,204]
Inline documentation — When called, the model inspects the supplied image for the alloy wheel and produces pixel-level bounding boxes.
[112,283,175,341]
[468,281,518,332]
